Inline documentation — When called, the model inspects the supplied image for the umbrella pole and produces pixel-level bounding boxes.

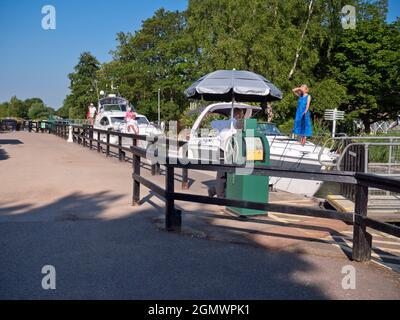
[230,95,235,130]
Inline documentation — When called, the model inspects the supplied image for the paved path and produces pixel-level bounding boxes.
[1,131,400,299]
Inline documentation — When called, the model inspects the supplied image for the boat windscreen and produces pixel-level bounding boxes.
[103,104,127,112]
[257,123,283,136]
[136,117,149,125]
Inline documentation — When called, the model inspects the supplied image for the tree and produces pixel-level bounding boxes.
[0,102,10,118]
[63,52,100,119]
[0,97,48,119]
[60,0,397,129]
[185,0,348,122]
[21,98,44,119]
[329,10,400,128]
[28,102,54,120]
[105,8,197,121]
[8,96,25,118]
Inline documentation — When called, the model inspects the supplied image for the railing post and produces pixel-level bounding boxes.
[118,135,124,161]
[132,152,141,206]
[388,138,393,175]
[165,165,181,232]
[83,126,87,147]
[89,128,93,150]
[132,136,137,152]
[106,133,110,157]
[352,184,372,262]
[182,168,189,190]
[97,131,101,153]
[151,163,161,176]
[29,121,32,132]
[67,125,73,143]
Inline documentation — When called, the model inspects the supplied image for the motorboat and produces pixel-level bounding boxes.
[257,123,338,196]
[184,102,338,197]
[94,94,162,148]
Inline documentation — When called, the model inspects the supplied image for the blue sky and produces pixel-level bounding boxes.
[0,0,399,109]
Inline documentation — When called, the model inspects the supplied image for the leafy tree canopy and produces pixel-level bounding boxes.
[58,0,399,131]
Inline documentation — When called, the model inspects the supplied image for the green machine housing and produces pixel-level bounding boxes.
[226,119,270,216]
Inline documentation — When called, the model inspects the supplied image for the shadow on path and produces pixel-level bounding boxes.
[0,147,9,161]
[0,139,24,145]
[0,190,330,299]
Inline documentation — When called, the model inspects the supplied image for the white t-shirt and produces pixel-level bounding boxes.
[89,106,97,118]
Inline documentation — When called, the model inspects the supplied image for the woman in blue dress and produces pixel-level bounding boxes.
[292,84,312,146]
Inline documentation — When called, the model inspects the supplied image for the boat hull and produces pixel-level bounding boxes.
[269,155,325,197]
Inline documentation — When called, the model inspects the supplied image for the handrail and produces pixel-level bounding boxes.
[24,120,400,264]
[336,142,400,171]
[355,172,400,194]
[130,143,400,263]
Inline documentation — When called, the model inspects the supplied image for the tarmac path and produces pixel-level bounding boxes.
[1,131,399,299]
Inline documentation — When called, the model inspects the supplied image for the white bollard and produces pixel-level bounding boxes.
[67,125,73,143]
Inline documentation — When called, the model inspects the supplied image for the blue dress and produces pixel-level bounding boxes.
[293,95,312,137]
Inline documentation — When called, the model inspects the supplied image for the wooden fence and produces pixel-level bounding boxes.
[25,121,400,263]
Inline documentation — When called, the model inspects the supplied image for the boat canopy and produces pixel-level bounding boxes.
[99,96,135,112]
[189,103,261,117]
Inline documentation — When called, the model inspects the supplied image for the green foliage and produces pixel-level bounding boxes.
[310,79,348,116]
[180,108,199,129]
[0,102,10,118]
[28,102,54,120]
[278,119,295,135]
[63,52,100,119]
[0,96,52,120]
[328,5,400,128]
[58,0,399,131]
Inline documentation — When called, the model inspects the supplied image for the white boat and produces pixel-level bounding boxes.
[257,123,338,197]
[185,102,338,197]
[93,94,162,148]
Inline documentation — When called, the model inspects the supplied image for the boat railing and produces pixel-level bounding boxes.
[320,136,400,172]
[267,132,333,168]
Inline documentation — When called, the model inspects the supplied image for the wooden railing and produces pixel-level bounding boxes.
[129,146,400,263]
[25,121,400,263]
[47,122,189,189]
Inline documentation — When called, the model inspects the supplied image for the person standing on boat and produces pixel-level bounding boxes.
[87,103,97,126]
[292,84,312,146]
[125,107,139,134]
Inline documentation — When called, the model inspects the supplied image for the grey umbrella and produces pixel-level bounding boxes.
[184,70,283,103]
